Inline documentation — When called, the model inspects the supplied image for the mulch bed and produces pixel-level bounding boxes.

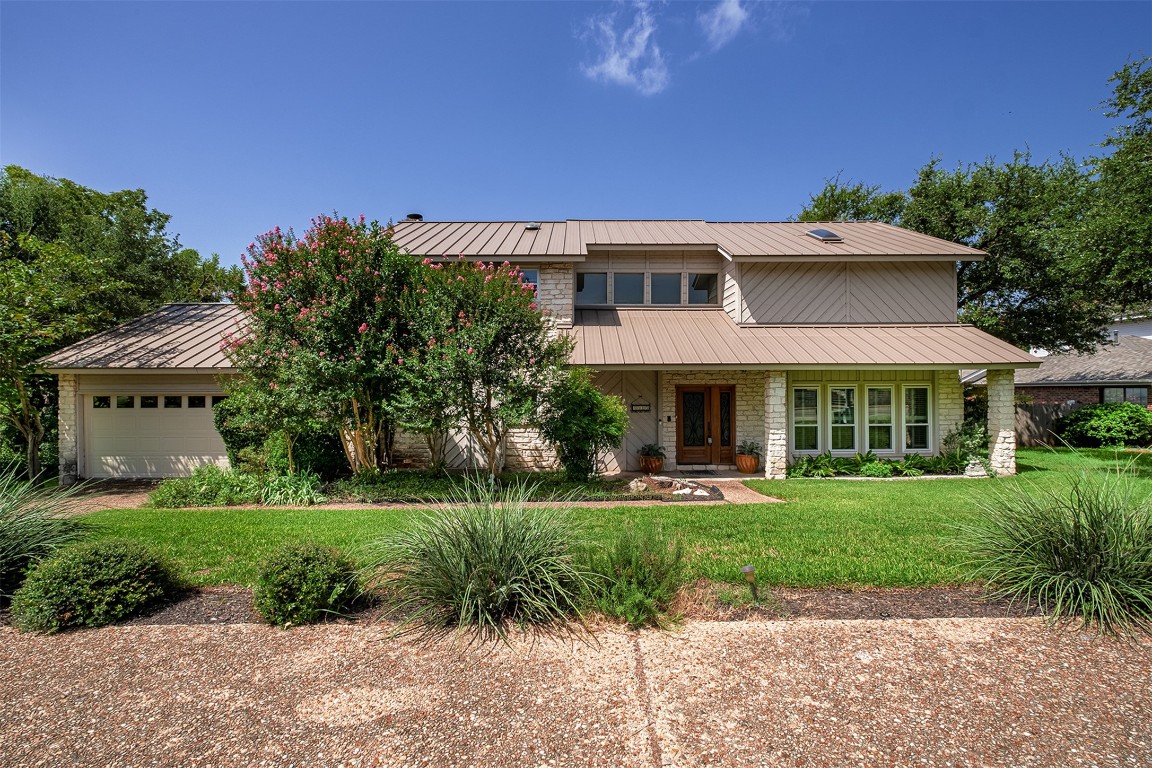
[101,582,1039,628]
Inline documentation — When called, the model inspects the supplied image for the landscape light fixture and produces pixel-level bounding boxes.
[741,564,759,607]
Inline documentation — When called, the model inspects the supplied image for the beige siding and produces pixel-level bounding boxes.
[740,262,957,324]
[594,370,659,472]
[848,262,956,323]
[742,263,849,323]
[722,260,740,322]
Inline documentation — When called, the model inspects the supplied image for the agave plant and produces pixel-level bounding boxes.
[0,468,91,600]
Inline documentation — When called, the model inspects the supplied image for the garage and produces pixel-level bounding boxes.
[83,392,229,478]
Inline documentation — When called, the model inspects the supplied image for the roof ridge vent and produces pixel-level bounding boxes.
[525,222,541,230]
[805,228,843,243]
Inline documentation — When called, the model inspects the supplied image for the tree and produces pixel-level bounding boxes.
[0,235,120,480]
[1081,56,1152,314]
[229,214,419,474]
[796,173,906,224]
[0,166,241,478]
[537,368,629,481]
[418,259,572,476]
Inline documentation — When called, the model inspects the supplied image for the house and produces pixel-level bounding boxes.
[965,335,1152,446]
[43,219,1038,483]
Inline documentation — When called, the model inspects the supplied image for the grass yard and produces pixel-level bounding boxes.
[83,448,1152,589]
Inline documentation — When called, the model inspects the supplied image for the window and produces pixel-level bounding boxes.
[613,273,644,304]
[519,268,539,287]
[793,388,819,451]
[830,388,856,451]
[188,396,206,409]
[650,274,681,304]
[575,272,607,304]
[688,273,719,305]
[141,396,159,409]
[92,396,111,409]
[116,395,134,409]
[1102,386,1149,405]
[904,387,930,451]
[212,395,228,407]
[866,387,893,451]
[164,396,182,408]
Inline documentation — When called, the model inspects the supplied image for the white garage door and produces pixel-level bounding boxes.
[84,393,229,478]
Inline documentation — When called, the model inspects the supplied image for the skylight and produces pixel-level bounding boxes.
[805,228,843,243]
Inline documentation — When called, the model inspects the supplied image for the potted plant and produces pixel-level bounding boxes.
[638,444,665,474]
[735,440,762,474]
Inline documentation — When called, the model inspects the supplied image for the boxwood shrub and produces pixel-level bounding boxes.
[253,542,360,627]
[10,539,184,633]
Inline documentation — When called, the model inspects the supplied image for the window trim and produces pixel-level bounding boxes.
[573,270,721,307]
[828,386,858,453]
[788,383,934,456]
[903,385,932,453]
[792,386,820,453]
[865,386,894,453]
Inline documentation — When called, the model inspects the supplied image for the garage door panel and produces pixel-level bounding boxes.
[84,393,229,478]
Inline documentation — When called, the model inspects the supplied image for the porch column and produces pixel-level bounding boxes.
[58,373,79,485]
[764,370,787,479]
[986,369,1016,476]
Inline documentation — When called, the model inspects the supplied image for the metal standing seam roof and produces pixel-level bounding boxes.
[40,303,244,371]
[387,220,987,260]
[569,309,1038,369]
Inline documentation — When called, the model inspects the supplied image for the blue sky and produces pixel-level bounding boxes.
[2,1,1149,268]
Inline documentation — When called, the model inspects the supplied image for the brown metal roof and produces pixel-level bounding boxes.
[388,220,985,261]
[41,303,243,371]
[568,309,1038,369]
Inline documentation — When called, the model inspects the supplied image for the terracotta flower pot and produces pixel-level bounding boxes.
[639,456,664,474]
[735,454,759,474]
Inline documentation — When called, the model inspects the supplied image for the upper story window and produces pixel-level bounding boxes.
[576,271,719,307]
[575,272,607,304]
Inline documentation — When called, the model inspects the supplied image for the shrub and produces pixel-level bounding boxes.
[586,528,685,628]
[0,468,90,600]
[363,477,592,643]
[254,542,360,627]
[148,464,261,507]
[10,539,184,633]
[260,472,325,506]
[960,466,1152,636]
[1057,402,1152,448]
[859,461,893,478]
[537,368,630,482]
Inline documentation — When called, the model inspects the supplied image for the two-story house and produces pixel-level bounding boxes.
[44,219,1037,483]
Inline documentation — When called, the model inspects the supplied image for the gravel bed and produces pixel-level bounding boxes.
[1,617,1148,767]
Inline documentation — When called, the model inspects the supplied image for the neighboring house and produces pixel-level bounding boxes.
[43,219,1037,483]
[966,335,1152,446]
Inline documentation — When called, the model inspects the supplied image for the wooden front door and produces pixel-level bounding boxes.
[676,385,735,465]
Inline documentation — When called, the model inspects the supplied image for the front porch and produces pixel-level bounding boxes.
[594,368,1019,478]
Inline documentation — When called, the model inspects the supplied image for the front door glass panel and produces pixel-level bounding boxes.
[682,392,705,446]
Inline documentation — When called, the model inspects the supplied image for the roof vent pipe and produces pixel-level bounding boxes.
[405,213,424,222]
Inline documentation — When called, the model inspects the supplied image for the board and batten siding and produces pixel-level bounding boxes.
[593,370,659,472]
[739,262,957,324]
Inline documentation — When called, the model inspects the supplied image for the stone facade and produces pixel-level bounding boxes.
[536,264,573,328]
[934,369,965,450]
[57,373,79,485]
[763,371,787,479]
[657,370,765,470]
[986,369,1017,476]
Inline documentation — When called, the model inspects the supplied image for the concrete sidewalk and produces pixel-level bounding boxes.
[2,617,1149,767]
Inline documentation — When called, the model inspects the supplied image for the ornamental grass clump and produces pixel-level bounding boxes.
[363,477,592,644]
[0,468,90,601]
[960,465,1152,636]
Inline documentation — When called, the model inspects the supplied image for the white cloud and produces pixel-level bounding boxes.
[581,1,670,96]
[698,0,749,51]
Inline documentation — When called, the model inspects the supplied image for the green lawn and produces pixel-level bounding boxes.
[85,448,1152,589]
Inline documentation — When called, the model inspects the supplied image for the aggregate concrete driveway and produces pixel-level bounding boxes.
[2,618,1149,767]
